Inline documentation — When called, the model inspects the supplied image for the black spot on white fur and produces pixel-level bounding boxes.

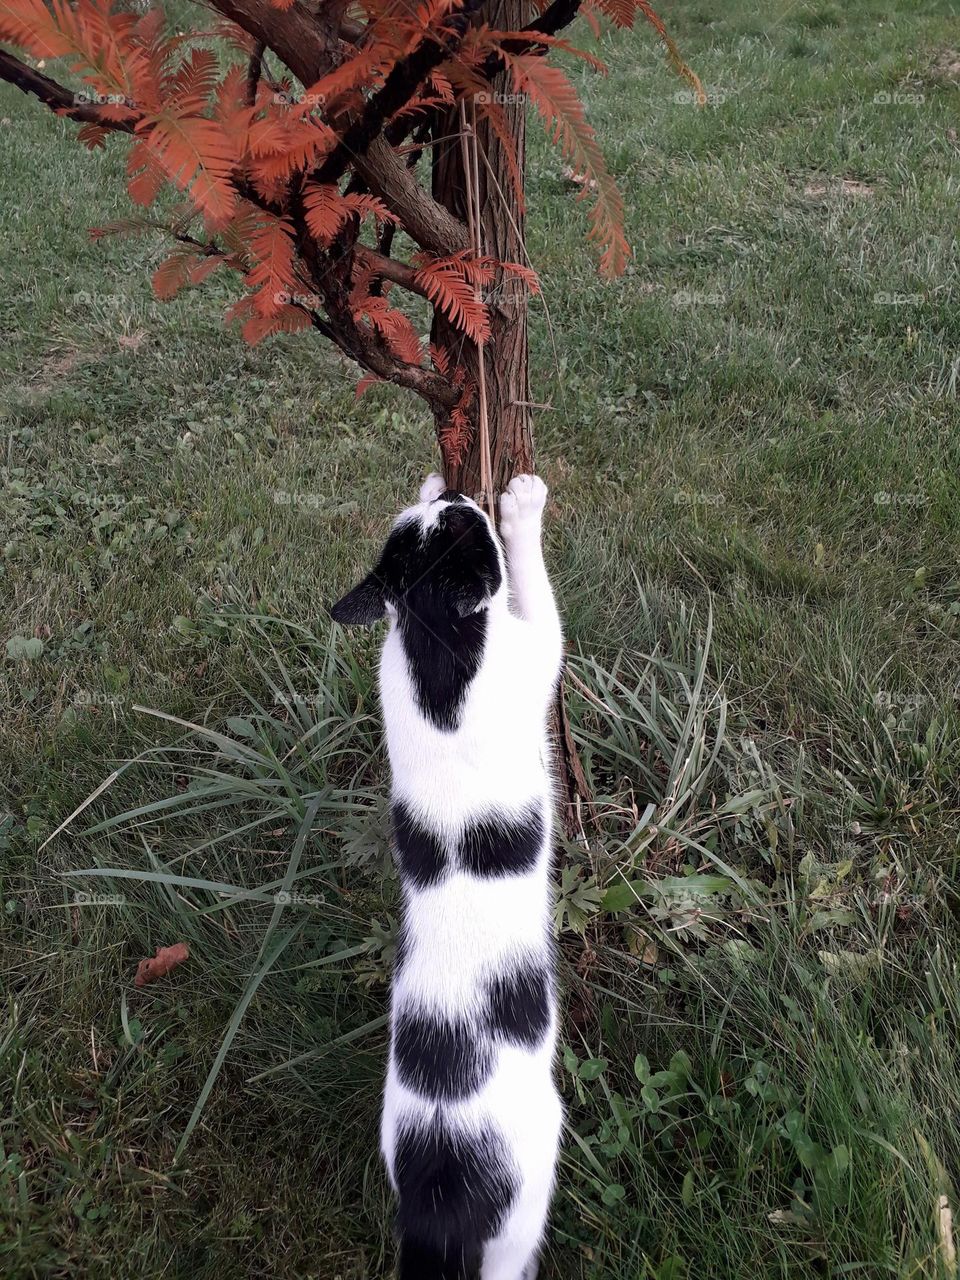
[391,801,547,886]
[393,1010,493,1100]
[459,804,545,877]
[392,800,446,887]
[394,922,410,973]
[395,1119,516,1280]
[487,960,551,1048]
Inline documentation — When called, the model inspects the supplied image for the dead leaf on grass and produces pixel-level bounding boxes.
[118,328,148,351]
[135,942,190,988]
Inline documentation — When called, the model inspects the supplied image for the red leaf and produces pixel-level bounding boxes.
[76,122,109,149]
[135,942,189,987]
[153,245,199,300]
[352,294,423,365]
[242,305,313,344]
[134,110,236,227]
[304,182,396,247]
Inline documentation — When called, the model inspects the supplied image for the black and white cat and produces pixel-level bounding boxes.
[331,472,563,1280]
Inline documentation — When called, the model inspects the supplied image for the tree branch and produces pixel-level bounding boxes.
[521,0,582,40]
[381,1,582,154]
[354,245,429,299]
[0,48,137,130]
[314,0,484,187]
[475,2,585,81]
[208,0,342,86]
[205,0,468,255]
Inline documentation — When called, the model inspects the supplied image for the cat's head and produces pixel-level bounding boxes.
[330,474,504,627]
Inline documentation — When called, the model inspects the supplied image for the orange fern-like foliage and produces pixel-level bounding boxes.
[0,0,699,436]
[228,293,314,343]
[497,49,630,277]
[413,251,494,343]
[0,0,151,104]
[439,378,476,466]
[139,50,236,227]
[303,182,395,247]
[245,214,299,314]
[152,244,224,299]
[352,293,424,365]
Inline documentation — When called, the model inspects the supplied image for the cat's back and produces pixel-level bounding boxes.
[379,611,552,820]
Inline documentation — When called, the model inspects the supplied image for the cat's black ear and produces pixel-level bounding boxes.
[330,575,385,625]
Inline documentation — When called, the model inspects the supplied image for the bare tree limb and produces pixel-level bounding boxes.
[354,245,429,298]
[521,0,582,40]
[209,0,342,86]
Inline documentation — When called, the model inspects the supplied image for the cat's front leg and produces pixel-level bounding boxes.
[499,475,562,667]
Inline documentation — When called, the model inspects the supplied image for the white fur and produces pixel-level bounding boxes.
[378,474,564,1280]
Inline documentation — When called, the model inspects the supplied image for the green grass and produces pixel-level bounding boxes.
[3,0,960,1275]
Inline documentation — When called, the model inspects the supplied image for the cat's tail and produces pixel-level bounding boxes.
[397,1235,478,1280]
[393,1116,506,1280]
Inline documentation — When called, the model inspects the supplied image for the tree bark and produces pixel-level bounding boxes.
[430,0,533,498]
[430,20,588,838]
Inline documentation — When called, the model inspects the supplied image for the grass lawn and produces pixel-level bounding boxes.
[3,0,960,1275]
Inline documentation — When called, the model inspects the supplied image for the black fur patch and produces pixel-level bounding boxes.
[399,607,489,733]
[393,1010,492,1100]
[397,1236,472,1280]
[487,961,551,1048]
[392,800,448,887]
[459,804,545,877]
[394,1118,516,1271]
[393,923,410,973]
[373,503,502,731]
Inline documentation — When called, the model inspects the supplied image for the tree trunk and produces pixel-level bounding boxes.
[430,32,590,839]
[430,0,533,498]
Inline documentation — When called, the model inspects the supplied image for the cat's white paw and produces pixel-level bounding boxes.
[500,474,547,536]
[419,472,447,503]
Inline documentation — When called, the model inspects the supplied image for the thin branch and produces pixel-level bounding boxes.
[354,245,429,299]
[173,232,225,257]
[245,39,266,106]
